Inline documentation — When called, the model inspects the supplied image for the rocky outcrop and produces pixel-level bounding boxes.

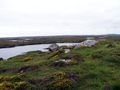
[64,49,71,53]
[76,40,98,47]
[46,43,59,52]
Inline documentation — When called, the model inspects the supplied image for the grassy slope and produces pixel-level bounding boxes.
[0,41,120,90]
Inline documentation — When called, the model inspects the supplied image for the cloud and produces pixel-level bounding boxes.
[0,0,120,37]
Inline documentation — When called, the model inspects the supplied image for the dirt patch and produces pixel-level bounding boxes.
[61,52,83,62]
[0,65,39,73]
[50,60,67,67]
[17,65,39,73]
[0,68,17,73]
[0,68,7,73]
[50,52,83,67]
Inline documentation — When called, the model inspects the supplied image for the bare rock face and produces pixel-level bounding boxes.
[47,43,59,52]
[76,40,98,47]
[64,49,71,53]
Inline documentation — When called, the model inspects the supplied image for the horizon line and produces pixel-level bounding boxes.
[0,33,120,38]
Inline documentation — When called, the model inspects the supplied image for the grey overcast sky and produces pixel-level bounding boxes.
[0,0,120,37]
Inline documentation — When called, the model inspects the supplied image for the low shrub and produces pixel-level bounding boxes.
[110,81,120,90]
[48,79,73,90]
[0,76,11,82]
[23,57,33,62]
[61,52,83,62]
[104,55,120,64]
[91,50,105,59]
[68,60,78,65]
[10,76,23,82]
[0,73,35,90]
[0,81,14,90]
[47,72,79,90]
[51,61,66,67]
[0,73,26,83]
[53,72,66,79]
[106,44,115,48]
[15,81,35,90]
[29,72,80,90]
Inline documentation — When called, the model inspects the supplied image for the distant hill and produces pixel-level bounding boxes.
[107,34,120,36]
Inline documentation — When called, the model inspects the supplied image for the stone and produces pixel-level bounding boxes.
[55,59,71,64]
[46,43,59,52]
[51,59,72,67]
[64,49,70,53]
[77,40,98,47]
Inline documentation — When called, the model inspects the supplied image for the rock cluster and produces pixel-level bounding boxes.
[46,43,59,52]
[77,40,98,47]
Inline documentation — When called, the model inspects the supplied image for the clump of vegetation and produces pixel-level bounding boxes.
[50,61,67,67]
[0,58,3,61]
[48,79,73,90]
[106,43,115,48]
[23,57,33,62]
[62,52,83,62]
[0,81,34,90]
[91,47,120,64]
[0,73,26,83]
[68,60,78,65]
[0,81,14,90]
[104,54,120,64]
[91,50,105,59]
[50,51,83,67]
[29,72,80,90]
[48,49,64,60]
[48,72,79,90]
[0,73,35,90]
[15,81,35,90]
[110,81,120,90]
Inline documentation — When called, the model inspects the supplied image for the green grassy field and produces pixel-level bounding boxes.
[0,40,120,90]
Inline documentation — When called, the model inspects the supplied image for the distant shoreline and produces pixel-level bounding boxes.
[0,35,120,49]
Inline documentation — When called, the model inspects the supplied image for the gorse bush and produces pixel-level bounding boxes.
[23,57,33,62]
[0,81,14,90]
[0,73,35,90]
[15,81,35,90]
[68,60,78,65]
[29,72,80,90]
[46,72,79,90]
[48,79,73,90]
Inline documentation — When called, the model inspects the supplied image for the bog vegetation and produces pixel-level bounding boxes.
[0,37,120,90]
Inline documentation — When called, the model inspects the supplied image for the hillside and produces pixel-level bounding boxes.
[0,40,120,90]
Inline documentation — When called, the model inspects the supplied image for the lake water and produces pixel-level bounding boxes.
[0,43,79,59]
